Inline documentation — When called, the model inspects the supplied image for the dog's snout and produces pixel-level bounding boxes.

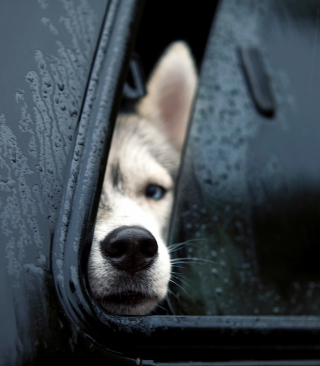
[101,226,158,275]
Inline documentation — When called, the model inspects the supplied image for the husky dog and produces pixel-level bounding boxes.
[88,42,197,315]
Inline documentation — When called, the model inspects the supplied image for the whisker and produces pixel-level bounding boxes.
[170,274,190,289]
[170,270,188,280]
[169,279,191,299]
[167,288,180,302]
[170,264,186,270]
[155,303,169,313]
[168,238,205,253]
[170,269,188,279]
[170,257,215,265]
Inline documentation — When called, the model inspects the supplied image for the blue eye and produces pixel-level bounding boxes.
[145,184,166,200]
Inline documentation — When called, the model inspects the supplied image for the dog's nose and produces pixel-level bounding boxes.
[100,226,158,275]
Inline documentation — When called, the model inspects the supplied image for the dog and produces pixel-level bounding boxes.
[88,41,197,315]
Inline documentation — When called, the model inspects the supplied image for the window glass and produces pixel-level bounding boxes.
[168,0,320,316]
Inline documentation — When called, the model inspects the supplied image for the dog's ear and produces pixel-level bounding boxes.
[138,41,197,150]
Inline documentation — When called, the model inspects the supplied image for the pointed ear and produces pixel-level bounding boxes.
[138,41,197,150]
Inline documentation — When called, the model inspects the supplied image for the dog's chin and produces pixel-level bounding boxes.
[97,292,163,316]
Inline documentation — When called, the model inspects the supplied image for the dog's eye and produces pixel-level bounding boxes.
[145,184,166,200]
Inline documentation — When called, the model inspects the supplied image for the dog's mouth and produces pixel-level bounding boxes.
[97,291,160,315]
[103,292,152,305]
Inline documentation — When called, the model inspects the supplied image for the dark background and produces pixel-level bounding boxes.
[135,1,219,78]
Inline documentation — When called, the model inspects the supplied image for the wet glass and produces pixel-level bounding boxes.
[169,0,320,316]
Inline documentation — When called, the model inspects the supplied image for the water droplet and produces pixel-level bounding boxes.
[37,254,47,265]
[211,268,218,277]
[210,250,217,259]
[7,180,16,189]
[272,306,280,314]
[69,109,78,117]
[56,259,63,270]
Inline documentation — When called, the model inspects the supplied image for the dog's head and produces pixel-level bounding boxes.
[88,42,197,315]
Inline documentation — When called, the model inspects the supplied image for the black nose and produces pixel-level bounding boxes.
[100,226,158,275]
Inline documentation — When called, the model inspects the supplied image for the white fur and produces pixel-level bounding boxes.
[88,42,197,315]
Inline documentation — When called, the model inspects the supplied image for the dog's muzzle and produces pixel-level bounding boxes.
[100,225,158,276]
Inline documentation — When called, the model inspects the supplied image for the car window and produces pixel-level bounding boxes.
[168,0,320,317]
